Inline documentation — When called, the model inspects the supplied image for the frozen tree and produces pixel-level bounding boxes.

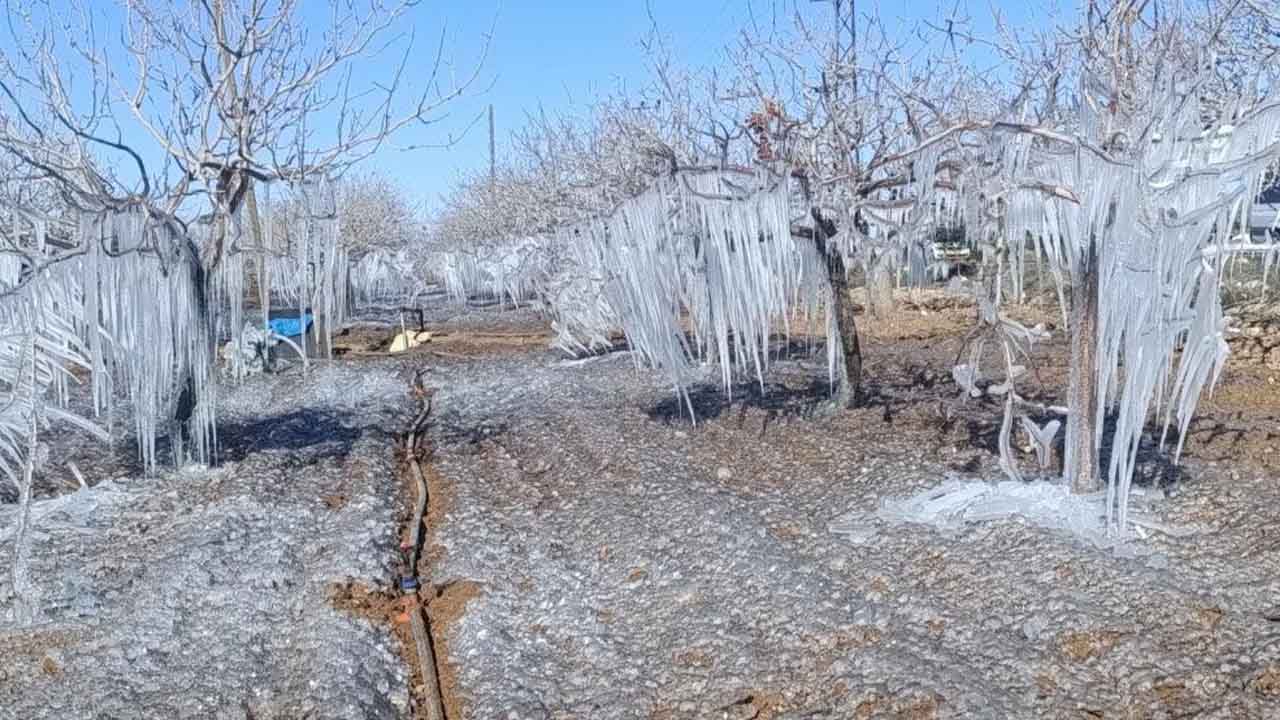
[674,1,1007,406]
[428,164,559,306]
[0,0,483,623]
[0,0,483,459]
[430,4,987,408]
[336,171,429,306]
[913,0,1280,533]
[339,171,426,257]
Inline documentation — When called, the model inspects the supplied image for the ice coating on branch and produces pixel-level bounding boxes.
[433,235,552,308]
[542,170,831,408]
[543,223,623,354]
[213,178,348,366]
[1020,417,1061,472]
[349,249,424,306]
[79,210,216,470]
[0,241,96,488]
[986,77,1280,532]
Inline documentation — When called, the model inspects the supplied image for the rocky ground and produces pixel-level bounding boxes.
[1226,300,1280,371]
[4,290,1280,719]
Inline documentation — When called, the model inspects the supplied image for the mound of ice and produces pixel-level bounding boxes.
[832,478,1195,557]
[878,479,1110,540]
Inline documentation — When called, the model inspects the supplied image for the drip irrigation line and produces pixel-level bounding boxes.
[401,371,446,720]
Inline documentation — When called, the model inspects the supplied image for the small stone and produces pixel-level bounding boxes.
[716,467,732,481]
[1022,615,1049,641]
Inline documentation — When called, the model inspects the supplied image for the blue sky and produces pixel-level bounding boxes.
[384,0,1049,211]
[7,0,1044,213]
[386,0,754,209]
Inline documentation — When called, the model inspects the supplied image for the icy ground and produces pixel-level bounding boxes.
[4,296,1280,719]
[422,335,1280,718]
[0,360,416,719]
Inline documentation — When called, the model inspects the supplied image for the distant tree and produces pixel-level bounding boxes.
[338,171,427,258]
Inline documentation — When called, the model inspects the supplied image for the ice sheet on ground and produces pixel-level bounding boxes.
[830,477,1195,557]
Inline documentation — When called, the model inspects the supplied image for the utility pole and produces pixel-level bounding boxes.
[847,0,856,99]
[488,104,496,195]
[812,0,856,99]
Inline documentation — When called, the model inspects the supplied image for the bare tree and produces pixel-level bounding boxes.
[338,170,426,255]
[1,0,486,263]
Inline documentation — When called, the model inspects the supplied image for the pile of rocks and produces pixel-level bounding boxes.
[1225,304,1280,369]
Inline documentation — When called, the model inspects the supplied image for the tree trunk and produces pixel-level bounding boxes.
[804,205,863,407]
[867,258,895,318]
[1064,240,1102,494]
[827,250,863,407]
[242,180,271,314]
[11,452,38,626]
[244,180,264,251]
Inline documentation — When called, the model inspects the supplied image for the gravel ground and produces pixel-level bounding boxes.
[0,358,417,720]
[420,299,1280,719]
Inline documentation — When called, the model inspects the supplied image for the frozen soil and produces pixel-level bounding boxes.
[0,357,419,720]
[419,291,1280,719]
[4,292,1280,719]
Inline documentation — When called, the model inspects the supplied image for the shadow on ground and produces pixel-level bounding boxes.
[215,409,365,463]
[646,377,834,427]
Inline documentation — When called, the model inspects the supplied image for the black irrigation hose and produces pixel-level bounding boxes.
[401,371,447,720]
[405,379,433,575]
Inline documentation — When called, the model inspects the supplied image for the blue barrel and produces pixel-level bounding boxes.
[267,313,313,338]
